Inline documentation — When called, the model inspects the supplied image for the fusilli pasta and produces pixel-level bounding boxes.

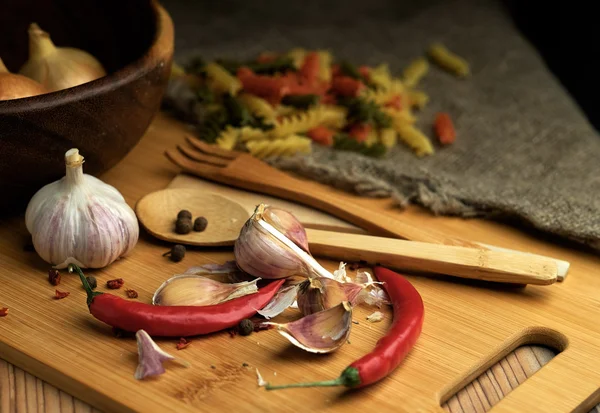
[402,57,429,88]
[237,93,276,122]
[428,43,470,77]
[407,90,429,109]
[215,126,239,150]
[379,128,397,149]
[317,50,333,82]
[246,135,312,158]
[369,63,393,90]
[287,48,307,69]
[394,123,434,157]
[239,126,267,142]
[269,106,347,139]
[205,62,242,95]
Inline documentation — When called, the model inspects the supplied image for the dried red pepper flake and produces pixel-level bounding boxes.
[48,269,61,286]
[107,278,124,289]
[176,338,191,350]
[125,289,138,299]
[54,290,70,300]
[0,308,8,317]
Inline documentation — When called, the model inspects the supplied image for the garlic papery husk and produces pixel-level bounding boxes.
[262,206,309,252]
[25,149,139,269]
[134,330,189,380]
[19,23,106,92]
[257,284,300,319]
[234,203,333,280]
[152,275,259,306]
[262,302,352,354]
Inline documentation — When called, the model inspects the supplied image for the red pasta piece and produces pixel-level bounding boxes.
[299,52,320,84]
[307,126,335,147]
[384,94,402,111]
[322,93,337,105]
[256,52,278,64]
[237,67,290,104]
[331,64,341,77]
[348,124,372,142]
[359,65,371,81]
[331,76,365,97]
[434,112,456,145]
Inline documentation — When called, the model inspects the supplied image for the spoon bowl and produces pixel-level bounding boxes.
[135,188,250,246]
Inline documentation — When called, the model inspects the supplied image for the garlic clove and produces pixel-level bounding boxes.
[20,23,106,92]
[234,204,334,280]
[183,261,255,283]
[257,284,300,319]
[262,206,309,252]
[134,330,189,380]
[25,149,139,269]
[297,277,349,315]
[263,302,352,354]
[152,275,259,306]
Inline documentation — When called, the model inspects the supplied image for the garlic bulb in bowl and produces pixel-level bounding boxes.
[25,149,139,269]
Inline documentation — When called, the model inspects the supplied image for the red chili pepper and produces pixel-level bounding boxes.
[54,290,70,300]
[107,278,124,289]
[70,264,285,337]
[176,337,191,350]
[0,308,8,317]
[266,266,424,390]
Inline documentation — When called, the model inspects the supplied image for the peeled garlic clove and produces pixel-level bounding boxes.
[265,302,352,353]
[297,277,349,315]
[152,275,259,306]
[20,23,106,92]
[234,204,333,280]
[262,206,309,252]
[25,149,139,269]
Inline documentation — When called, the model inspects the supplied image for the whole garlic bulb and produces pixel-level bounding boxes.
[25,149,139,269]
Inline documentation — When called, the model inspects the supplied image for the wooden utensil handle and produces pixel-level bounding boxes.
[305,229,558,285]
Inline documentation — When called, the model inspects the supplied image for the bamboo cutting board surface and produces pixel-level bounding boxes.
[2,114,600,413]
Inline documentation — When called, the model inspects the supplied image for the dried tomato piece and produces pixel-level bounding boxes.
[125,289,138,299]
[48,269,61,286]
[176,338,191,350]
[107,278,124,289]
[54,290,70,300]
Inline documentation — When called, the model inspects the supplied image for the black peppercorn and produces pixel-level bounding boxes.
[86,275,97,290]
[163,244,186,262]
[238,319,254,336]
[193,216,208,232]
[177,210,192,221]
[175,218,192,234]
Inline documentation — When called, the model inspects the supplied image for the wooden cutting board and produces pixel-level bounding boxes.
[1,114,600,413]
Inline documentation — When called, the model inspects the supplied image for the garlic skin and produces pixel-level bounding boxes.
[25,149,139,269]
[20,23,106,92]
[234,204,333,280]
[152,275,259,306]
[297,277,349,315]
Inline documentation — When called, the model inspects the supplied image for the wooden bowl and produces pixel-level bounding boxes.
[0,0,174,213]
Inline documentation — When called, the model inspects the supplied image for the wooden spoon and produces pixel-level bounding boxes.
[136,188,559,285]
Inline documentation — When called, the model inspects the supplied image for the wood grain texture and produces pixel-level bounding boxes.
[0,0,174,213]
[1,114,600,412]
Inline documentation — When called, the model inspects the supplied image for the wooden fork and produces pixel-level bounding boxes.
[165,136,569,279]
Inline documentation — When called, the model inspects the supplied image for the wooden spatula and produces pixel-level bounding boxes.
[136,188,558,285]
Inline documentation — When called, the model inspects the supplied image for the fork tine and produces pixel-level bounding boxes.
[178,144,230,167]
[165,148,223,179]
[185,135,242,160]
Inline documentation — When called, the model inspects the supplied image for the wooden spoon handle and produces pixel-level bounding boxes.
[305,229,558,285]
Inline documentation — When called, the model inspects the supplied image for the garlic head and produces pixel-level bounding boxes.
[25,149,139,269]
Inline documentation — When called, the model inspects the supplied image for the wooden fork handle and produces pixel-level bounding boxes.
[305,228,558,285]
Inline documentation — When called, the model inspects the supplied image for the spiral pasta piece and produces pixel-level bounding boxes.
[246,135,312,158]
[239,126,267,142]
[205,62,242,95]
[407,90,429,109]
[269,106,347,139]
[402,57,429,88]
[237,93,276,122]
[428,43,470,77]
[379,128,397,149]
[287,48,307,69]
[317,50,333,82]
[394,123,434,157]
[369,63,393,90]
[215,126,239,150]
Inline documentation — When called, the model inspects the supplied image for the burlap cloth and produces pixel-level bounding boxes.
[164,0,600,250]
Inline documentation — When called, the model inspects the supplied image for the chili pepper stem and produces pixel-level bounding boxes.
[265,367,360,390]
[68,263,102,306]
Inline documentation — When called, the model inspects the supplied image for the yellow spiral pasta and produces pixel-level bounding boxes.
[204,62,242,95]
[269,106,347,139]
[379,128,397,149]
[364,128,379,147]
[237,93,276,122]
[407,90,429,109]
[317,50,333,82]
[215,126,239,150]
[369,63,393,90]
[361,88,398,105]
[402,57,429,88]
[239,126,267,142]
[428,43,470,77]
[287,48,307,69]
[394,123,434,157]
[383,107,416,125]
[246,135,312,158]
